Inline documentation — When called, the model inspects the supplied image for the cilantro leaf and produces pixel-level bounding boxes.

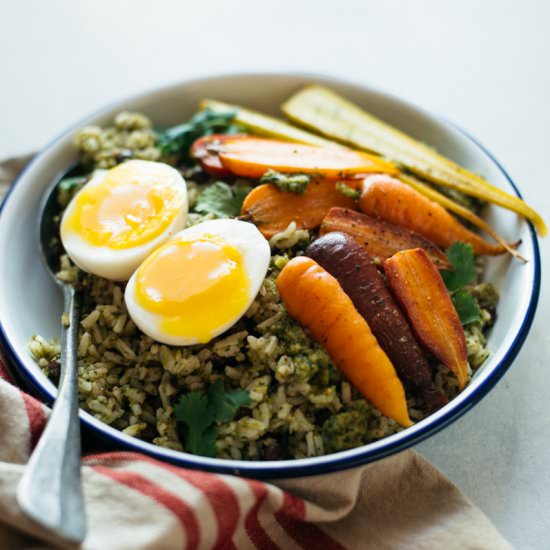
[207,380,233,423]
[207,380,252,423]
[57,175,88,207]
[196,425,219,457]
[194,182,251,217]
[226,389,252,409]
[174,381,251,457]
[452,290,481,326]
[441,243,482,325]
[156,108,242,160]
[441,242,477,292]
[174,392,216,456]
[58,175,87,193]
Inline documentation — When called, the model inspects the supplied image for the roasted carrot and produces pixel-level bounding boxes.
[399,173,524,261]
[241,180,356,238]
[216,136,398,179]
[320,207,451,269]
[307,233,447,409]
[190,134,245,177]
[282,84,547,236]
[276,256,412,427]
[359,175,510,256]
[384,249,469,390]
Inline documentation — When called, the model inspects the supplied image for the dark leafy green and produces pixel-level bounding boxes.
[452,290,481,326]
[156,108,243,160]
[207,379,251,423]
[174,380,251,457]
[57,175,89,207]
[174,392,215,456]
[58,175,88,193]
[260,169,310,193]
[441,242,477,291]
[194,181,251,217]
[441,242,481,325]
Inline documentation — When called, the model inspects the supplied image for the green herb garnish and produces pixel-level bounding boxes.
[156,108,243,160]
[194,181,251,218]
[58,175,88,193]
[174,380,251,457]
[442,242,477,291]
[452,290,481,326]
[335,181,360,199]
[57,175,88,207]
[442,242,481,325]
[174,392,218,457]
[260,169,310,193]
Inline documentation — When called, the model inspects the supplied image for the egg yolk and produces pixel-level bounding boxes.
[134,235,250,343]
[61,160,186,249]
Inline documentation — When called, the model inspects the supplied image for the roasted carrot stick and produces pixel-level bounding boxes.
[217,136,398,179]
[241,180,356,238]
[190,134,245,177]
[276,256,412,427]
[398,173,524,261]
[320,207,451,269]
[359,175,510,256]
[307,233,447,409]
[384,248,469,390]
[282,84,547,236]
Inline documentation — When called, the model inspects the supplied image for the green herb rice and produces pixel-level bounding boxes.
[28,111,498,460]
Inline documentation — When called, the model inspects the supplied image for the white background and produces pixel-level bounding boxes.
[1,1,549,547]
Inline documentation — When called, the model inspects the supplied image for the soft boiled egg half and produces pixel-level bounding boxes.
[60,159,188,280]
[124,219,270,346]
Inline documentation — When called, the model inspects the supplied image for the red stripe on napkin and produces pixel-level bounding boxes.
[87,452,240,549]
[93,465,200,550]
[20,392,47,451]
[0,358,46,450]
[85,452,339,550]
[244,480,280,550]
[275,492,345,550]
[170,470,240,550]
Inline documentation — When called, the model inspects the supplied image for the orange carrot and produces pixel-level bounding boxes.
[359,175,509,256]
[276,256,412,427]
[384,248,469,390]
[217,136,398,179]
[241,180,356,238]
[190,134,244,177]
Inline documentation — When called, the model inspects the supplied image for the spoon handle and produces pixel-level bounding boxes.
[17,284,86,543]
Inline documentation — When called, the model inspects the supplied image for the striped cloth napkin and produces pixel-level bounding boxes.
[0,157,511,550]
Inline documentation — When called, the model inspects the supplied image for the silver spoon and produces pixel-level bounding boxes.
[16,173,86,543]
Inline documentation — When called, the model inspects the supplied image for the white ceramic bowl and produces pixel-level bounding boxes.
[0,73,540,478]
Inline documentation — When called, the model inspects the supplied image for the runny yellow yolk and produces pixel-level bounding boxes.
[134,235,250,343]
[61,161,186,249]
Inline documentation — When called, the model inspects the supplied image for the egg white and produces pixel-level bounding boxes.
[124,219,271,346]
[60,162,188,281]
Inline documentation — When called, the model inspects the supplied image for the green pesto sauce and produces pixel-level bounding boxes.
[322,406,369,452]
[260,169,310,193]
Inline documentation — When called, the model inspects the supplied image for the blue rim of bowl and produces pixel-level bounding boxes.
[0,74,541,478]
